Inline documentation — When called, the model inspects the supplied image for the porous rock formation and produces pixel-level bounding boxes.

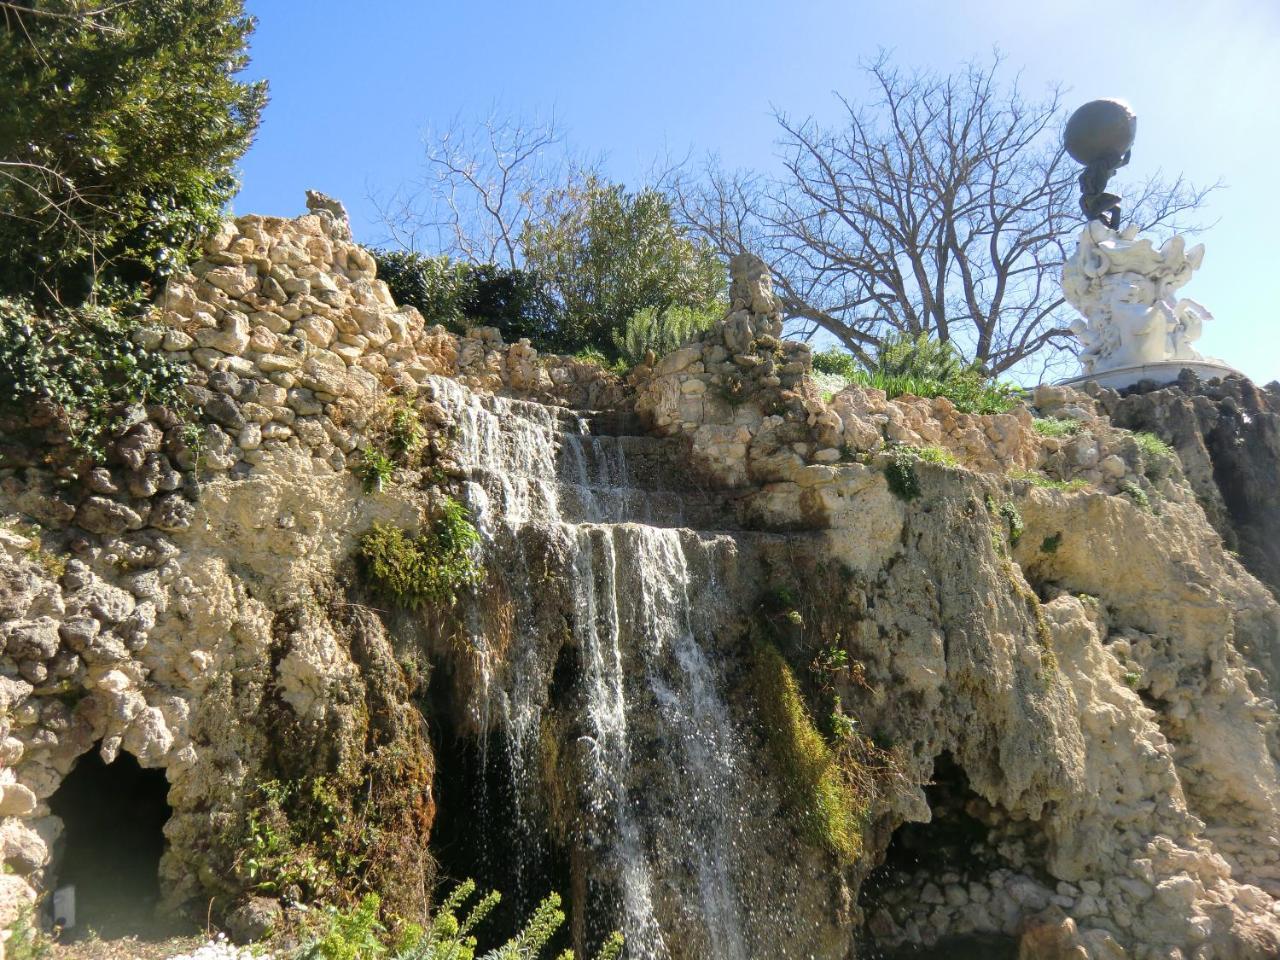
[0,200,1278,960]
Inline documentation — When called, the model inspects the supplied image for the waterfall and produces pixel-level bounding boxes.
[574,525,750,960]
[434,376,755,957]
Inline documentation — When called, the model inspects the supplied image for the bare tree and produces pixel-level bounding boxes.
[372,110,585,268]
[674,54,1218,376]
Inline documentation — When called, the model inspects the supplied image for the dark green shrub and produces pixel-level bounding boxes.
[884,448,922,502]
[373,251,557,346]
[0,297,190,459]
[0,0,266,303]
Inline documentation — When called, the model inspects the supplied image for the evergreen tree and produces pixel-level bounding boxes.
[0,0,267,303]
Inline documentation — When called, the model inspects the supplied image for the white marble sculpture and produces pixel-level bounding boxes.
[1061,220,1233,387]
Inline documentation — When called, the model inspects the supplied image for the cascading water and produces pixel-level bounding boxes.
[426,375,777,958]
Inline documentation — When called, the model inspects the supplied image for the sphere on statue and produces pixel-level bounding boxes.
[1064,99,1137,165]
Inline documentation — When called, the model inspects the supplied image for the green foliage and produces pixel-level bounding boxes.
[811,347,861,380]
[811,369,850,402]
[1039,532,1063,554]
[571,346,629,376]
[373,251,556,346]
[0,297,190,459]
[1133,430,1176,479]
[357,501,483,609]
[4,905,52,960]
[1008,469,1089,492]
[1119,479,1151,510]
[356,448,396,493]
[613,301,723,366]
[294,883,623,960]
[521,175,725,358]
[883,445,953,502]
[874,331,968,381]
[1122,671,1143,690]
[1133,431,1174,462]
[817,334,1021,414]
[998,501,1024,545]
[385,400,425,459]
[0,0,267,302]
[237,778,335,900]
[748,640,867,863]
[298,894,385,960]
[884,447,922,502]
[1032,417,1080,438]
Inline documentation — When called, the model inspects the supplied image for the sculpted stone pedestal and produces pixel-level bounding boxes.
[1060,220,1239,390]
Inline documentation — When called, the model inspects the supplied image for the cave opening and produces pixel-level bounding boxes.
[47,746,188,941]
[857,752,1021,959]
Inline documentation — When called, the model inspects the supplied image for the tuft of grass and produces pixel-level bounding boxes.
[356,499,483,609]
[1032,417,1080,438]
[748,640,867,864]
[1008,469,1089,492]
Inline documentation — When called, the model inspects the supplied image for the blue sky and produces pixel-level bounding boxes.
[235,0,1280,384]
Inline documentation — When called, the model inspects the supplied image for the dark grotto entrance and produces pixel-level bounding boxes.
[47,746,189,940]
[857,752,1019,960]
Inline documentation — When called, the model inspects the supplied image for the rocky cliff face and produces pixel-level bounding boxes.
[1098,375,1280,601]
[1,199,1278,960]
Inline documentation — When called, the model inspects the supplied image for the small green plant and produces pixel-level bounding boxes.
[1039,532,1063,554]
[1122,671,1143,690]
[1118,479,1151,510]
[357,499,483,609]
[1133,430,1176,479]
[356,448,396,493]
[572,346,629,376]
[998,501,1024,546]
[1133,431,1174,462]
[294,882,623,960]
[613,301,722,366]
[884,447,921,502]
[1008,469,1089,492]
[5,905,52,960]
[386,400,424,459]
[1032,417,1080,438]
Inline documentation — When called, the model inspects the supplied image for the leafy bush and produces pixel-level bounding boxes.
[0,0,267,303]
[748,640,867,864]
[521,175,725,358]
[373,251,557,346]
[998,501,1024,545]
[811,347,861,380]
[0,297,191,459]
[357,501,483,609]
[295,883,623,960]
[1032,417,1080,438]
[612,301,723,366]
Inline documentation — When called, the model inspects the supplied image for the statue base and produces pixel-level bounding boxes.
[1060,359,1241,392]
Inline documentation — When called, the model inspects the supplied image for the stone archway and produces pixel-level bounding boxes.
[47,746,184,940]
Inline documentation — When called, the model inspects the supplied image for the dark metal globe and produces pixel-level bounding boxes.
[1064,99,1137,164]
